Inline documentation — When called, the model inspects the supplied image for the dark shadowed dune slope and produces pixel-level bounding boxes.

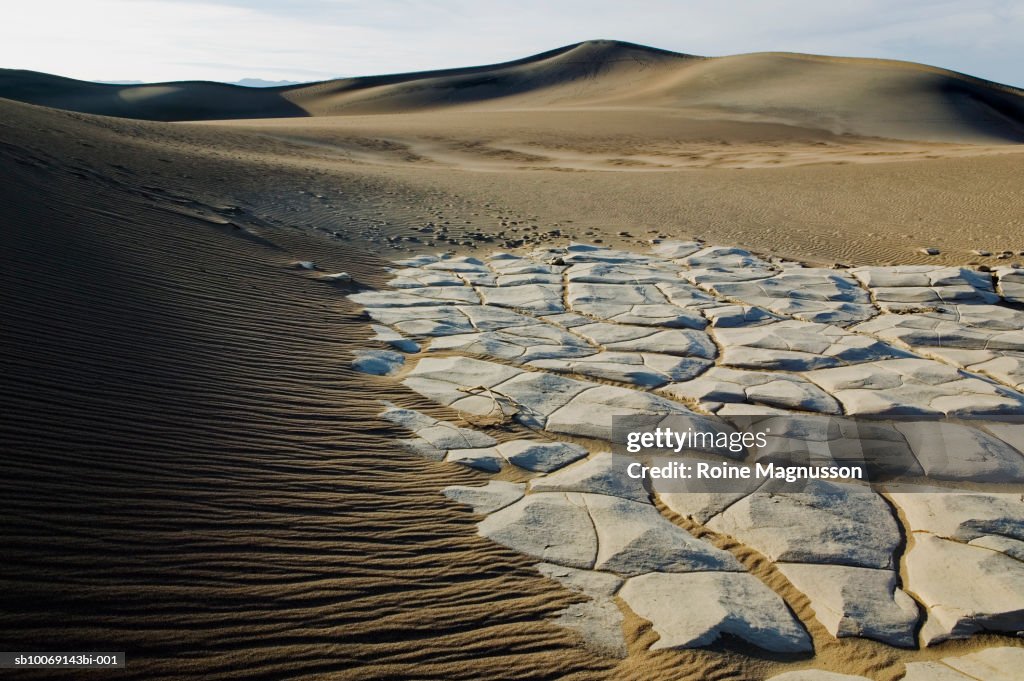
[0,70,309,121]
[0,99,611,681]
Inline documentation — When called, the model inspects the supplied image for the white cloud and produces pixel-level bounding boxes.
[1,0,1020,86]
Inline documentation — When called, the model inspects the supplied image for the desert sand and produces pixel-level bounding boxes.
[1,40,1024,680]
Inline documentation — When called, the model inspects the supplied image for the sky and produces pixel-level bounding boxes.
[2,0,1022,87]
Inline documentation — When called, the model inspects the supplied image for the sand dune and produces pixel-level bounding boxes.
[3,40,1024,142]
[287,40,695,115]
[0,70,309,121]
[3,36,1024,679]
[0,98,613,681]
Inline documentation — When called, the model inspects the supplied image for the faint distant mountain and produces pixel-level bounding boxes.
[232,78,302,88]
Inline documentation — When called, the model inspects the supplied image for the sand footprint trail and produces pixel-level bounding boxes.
[347,240,1024,674]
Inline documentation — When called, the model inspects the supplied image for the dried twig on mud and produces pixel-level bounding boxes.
[455,385,525,427]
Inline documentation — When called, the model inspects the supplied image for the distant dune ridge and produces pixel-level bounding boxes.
[2,39,1024,142]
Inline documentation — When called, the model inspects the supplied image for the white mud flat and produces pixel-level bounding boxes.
[347,241,1024,674]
